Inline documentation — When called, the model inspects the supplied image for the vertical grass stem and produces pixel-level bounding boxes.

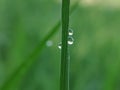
[60,0,70,90]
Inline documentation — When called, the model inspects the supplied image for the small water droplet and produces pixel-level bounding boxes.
[68,28,73,36]
[58,42,62,49]
[46,40,53,47]
[68,36,74,45]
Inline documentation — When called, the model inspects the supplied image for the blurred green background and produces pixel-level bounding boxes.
[0,0,120,90]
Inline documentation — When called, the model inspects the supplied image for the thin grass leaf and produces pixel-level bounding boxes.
[60,0,70,90]
[0,22,60,90]
[0,2,78,90]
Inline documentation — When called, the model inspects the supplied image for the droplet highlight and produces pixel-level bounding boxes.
[68,36,74,45]
[68,28,73,36]
[46,40,53,47]
[58,42,62,49]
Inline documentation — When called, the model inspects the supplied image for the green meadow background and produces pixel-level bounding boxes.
[0,0,120,90]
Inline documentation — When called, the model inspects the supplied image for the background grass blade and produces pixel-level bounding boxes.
[60,0,70,90]
[0,22,60,90]
[0,2,78,90]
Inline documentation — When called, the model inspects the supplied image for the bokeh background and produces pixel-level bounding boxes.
[0,0,120,90]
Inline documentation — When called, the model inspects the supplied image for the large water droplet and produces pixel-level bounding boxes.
[58,42,62,49]
[68,36,74,45]
[46,40,53,47]
[68,28,73,36]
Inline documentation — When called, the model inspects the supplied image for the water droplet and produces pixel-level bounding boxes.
[58,42,62,49]
[46,40,53,47]
[68,36,74,45]
[68,28,73,36]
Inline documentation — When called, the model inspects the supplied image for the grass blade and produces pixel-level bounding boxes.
[1,22,60,90]
[60,0,70,90]
[0,2,78,90]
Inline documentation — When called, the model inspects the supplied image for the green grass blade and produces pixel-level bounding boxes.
[0,22,60,90]
[60,0,70,90]
[0,2,78,90]
[70,2,78,14]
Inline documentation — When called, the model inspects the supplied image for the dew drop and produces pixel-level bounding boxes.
[68,28,73,36]
[68,36,74,45]
[58,42,62,49]
[46,40,53,47]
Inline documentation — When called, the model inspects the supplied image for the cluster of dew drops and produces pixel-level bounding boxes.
[58,28,74,49]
